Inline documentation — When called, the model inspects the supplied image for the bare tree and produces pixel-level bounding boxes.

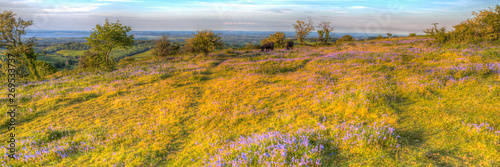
[317,21,334,45]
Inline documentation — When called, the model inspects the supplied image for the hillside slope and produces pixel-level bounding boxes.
[1,37,499,166]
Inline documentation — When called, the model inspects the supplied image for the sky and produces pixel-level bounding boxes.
[1,0,498,34]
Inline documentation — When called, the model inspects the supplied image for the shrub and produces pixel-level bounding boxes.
[244,43,261,50]
[183,29,224,55]
[423,23,450,43]
[409,33,416,37]
[450,5,500,43]
[336,35,355,44]
[78,50,112,70]
[54,61,66,68]
[152,34,179,57]
[35,60,57,77]
[261,32,286,48]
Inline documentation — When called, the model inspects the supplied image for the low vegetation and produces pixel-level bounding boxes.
[1,4,500,167]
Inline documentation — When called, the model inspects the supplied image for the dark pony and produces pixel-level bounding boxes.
[286,40,294,50]
[261,42,274,52]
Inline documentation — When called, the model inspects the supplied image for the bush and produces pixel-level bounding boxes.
[152,35,179,57]
[423,23,449,43]
[183,29,224,55]
[336,35,355,45]
[54,61,65,68]
[35,60,57,77]
[409,33,416,37]
[450,5,500,43]
[261,32,286,48]
[244,43,261,50]
[78,50,113,70]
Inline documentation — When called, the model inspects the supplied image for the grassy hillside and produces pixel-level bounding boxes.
[55,50,86,57]
[1,37,499,166]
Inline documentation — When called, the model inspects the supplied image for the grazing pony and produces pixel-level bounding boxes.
[261,42,274,52]
[286,40,294,50]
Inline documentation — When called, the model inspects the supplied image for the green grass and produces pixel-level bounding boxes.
[0,37,499,166]
[37,54,70,62]
[55,50,86,57]
[130,50,154,59]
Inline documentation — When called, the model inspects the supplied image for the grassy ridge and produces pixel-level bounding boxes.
[0,37,499,166]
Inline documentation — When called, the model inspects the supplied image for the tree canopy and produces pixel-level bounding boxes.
[183,29,224,55]
[85,19,134,68]
[261,32,286,48]
[0,10,40,80]
[293,18,315,45]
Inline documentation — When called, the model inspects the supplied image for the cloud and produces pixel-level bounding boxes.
[348,6,370,9]
[261,8,293,13]
[43,3,106,13]
[97,0,142,2]
[223,22,256,25]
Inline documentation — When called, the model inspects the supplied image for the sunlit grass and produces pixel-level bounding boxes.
[1,37,499,166]
[55,50,86,57]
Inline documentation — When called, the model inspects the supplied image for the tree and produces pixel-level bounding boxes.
[152,34,179,57]
[293,18,315,45]
[338,35,354,42]
[409,33,416,37]
[0,11,40,80]
[317,21,334,45]
[183,29,224,55]
[85,19,134,68]
[450,5,500,43]
[261,32,286,48]
[317,30,324,45]
[386,33,392,38]
[376,35,384,39]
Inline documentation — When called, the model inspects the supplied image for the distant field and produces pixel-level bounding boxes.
[55,50,86,57]
[130,50,153,59]
[37,54,70,63]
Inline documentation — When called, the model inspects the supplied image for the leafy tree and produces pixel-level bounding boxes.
[409,33,416,37]
[338,35,354,42]
[376,35,384,39]
[386,33,392,38]
[261,32,286,48]
[152,34,179,57]
[0,11,41,80]
[85,19,134,69]
[317,21,334,45]
[293,18,315,45]
[336,34,355,45]
[183,29,224,55]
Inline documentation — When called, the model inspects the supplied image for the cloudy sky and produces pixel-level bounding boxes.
[1,0,498,34]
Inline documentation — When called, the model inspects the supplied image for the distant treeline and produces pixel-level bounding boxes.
[41,42,90,54]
